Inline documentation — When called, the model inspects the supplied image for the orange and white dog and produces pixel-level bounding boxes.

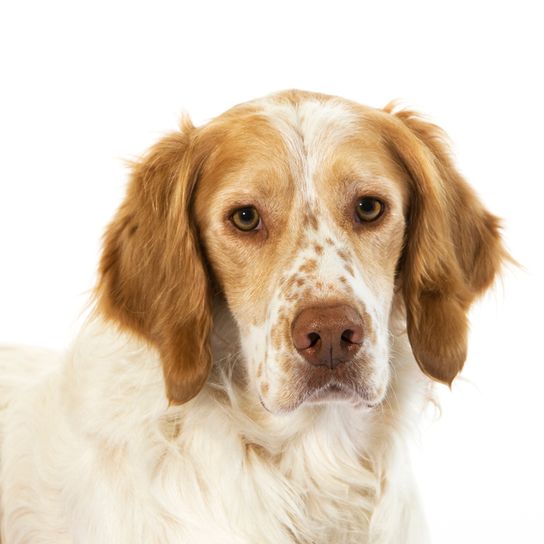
[0,91,505,543]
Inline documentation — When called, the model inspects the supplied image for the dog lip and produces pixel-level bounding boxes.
[302,380,385,408]
[304,382,359,403]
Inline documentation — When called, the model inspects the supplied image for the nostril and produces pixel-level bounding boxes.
[341,327,364,345]
[307,332,320,348]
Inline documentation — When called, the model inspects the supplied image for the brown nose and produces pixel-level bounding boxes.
[291,304,364,369]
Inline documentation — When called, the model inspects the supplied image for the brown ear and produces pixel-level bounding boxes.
[96,117,212,404]
[383,106,506,384]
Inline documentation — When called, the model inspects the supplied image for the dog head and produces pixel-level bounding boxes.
[97,90,505,413]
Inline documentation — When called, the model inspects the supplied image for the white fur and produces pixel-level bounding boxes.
[0,312,431,543]
[260,95,358,203]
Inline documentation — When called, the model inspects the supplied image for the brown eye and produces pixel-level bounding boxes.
[355,197,384,223]
[230,206,261,231]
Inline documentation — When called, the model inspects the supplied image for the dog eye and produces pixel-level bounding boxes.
[230,206,261,231]
[355,197,384,223]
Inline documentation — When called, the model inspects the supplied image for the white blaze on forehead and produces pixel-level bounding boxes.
[258,96,359,203]
[256,94,390,335]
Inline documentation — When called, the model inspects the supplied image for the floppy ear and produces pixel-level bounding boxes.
[383,106,506,384]
[96,117,212,404]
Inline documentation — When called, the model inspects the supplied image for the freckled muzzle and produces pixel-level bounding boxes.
[291,304,364,369]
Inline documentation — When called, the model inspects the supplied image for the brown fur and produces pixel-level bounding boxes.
[96,117,213,404]
[382,104,506,384]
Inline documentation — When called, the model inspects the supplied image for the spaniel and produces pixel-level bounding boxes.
[0,90,506,543]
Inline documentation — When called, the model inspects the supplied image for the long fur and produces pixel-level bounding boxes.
[0,91,505,543]
[0,318,430,543]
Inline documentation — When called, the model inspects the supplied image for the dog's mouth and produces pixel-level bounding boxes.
[298,364,385,408]
[260,379,383,414]
[303,381,375,406]
[305,382,357,402]
[258,354,387,413]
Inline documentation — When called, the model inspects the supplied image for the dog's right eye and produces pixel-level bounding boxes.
[230,206,261,231]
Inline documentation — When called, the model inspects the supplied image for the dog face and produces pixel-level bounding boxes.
[97,90,505,411]
[193,97,408,412]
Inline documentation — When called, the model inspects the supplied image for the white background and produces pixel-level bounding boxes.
[1,1,543,542]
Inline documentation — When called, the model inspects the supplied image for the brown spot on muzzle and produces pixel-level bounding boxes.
[337,249,351,263]
[344,264,355,277]
[299,259,317,273]
[271,314,291,350]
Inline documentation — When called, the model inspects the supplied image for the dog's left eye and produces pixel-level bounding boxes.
[230,206,261,231]
[355,197,384,223]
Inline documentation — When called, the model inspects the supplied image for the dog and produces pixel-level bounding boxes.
[0,90,506,543]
